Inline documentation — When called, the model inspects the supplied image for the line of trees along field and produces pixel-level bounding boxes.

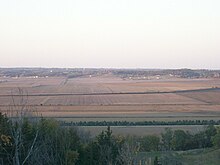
[61,119,220,126]
[1,112,220,165]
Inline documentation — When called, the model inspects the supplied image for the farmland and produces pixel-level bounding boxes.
[0,71,220,129]
[79,125,205,137]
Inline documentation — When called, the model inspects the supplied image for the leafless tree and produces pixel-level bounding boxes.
[116,140,140,165]
[7,88,39,165]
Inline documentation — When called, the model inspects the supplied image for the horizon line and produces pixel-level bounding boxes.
[0,67,220,71]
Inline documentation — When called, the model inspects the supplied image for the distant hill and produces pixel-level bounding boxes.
[0,68,219,79]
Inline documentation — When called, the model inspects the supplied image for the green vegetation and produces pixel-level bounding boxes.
[136,148,220,165]
[179,148,220,165]
[212,127,220,148]
[1,112,220,165]
[0,112,132,165]
[60,119,220,126]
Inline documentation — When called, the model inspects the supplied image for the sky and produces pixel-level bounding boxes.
[0,0,220,69]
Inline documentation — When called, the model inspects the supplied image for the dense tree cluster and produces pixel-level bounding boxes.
[1,112,220,165]
[0,116,82,165]
[112,69,220,79]
[0,113,136,165]
[160,126,217,151]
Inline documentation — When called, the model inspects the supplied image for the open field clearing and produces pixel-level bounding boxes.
[0,93,204,105]
[79,125,205,137]
[179,91,220,104]
[1,104,220,122]
[0,76,220,95]
[136,148,220,165]
[0,76,220,122]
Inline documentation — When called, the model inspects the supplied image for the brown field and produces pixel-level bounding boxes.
[79,125,206,137]
[0,75,220,122]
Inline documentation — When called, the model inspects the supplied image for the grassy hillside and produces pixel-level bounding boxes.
[180,148,220,165]
[136,148,220,165]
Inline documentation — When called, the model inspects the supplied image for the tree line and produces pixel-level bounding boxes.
[1,112,220,165]
[60,119,220,126]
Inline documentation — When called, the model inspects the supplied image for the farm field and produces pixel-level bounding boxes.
[79,125,205,137]
[0,75,220,123]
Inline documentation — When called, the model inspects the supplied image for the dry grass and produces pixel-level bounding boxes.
[79,125,205,137]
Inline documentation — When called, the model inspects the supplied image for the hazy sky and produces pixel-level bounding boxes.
[0,0,220,69]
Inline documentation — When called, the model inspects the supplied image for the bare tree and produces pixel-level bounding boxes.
[116,141,140,165]
[116,143,133,165]
[7,88,39,165]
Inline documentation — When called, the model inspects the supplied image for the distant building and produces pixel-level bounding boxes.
[214,73,220,78]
